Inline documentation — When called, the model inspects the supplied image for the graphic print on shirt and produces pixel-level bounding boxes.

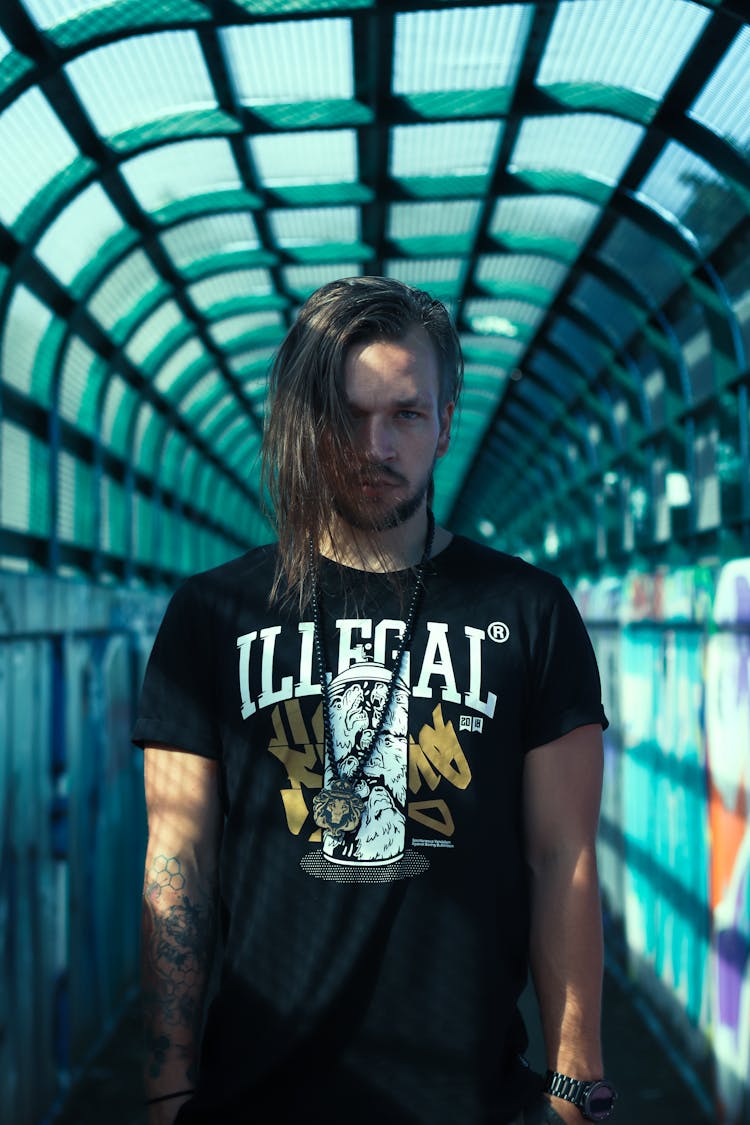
[322,664,409,866]
[238,615,491,881]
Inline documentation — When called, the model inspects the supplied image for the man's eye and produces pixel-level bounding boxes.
[397,410,420,420]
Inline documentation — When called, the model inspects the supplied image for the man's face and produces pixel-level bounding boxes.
[335,325,454,532]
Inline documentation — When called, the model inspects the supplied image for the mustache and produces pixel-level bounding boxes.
[357,463,407,486]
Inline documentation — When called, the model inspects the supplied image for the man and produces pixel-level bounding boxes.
[134,276,615,1124]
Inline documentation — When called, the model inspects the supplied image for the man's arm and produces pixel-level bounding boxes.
[523,724,605,1125]
[141,747,222,1124]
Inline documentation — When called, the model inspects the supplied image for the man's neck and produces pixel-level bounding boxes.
[319,508,446,572]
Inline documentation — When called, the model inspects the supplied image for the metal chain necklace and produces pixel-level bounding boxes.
[309,510,435,839]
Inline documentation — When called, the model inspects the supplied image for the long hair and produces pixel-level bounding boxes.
[261,276,464,610]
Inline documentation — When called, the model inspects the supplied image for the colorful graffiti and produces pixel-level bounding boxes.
[579,560,749,1123]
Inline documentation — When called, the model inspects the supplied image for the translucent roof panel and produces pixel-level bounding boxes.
[65,31,216,137]
[283,262,362,298]
[636,141,746,253]
[391,120,502,180]
[88,249,164,333]
[221,18,353,104]
[160,212,262,271]
[188,268,275,312]
[250,128,357,186]
[388,199,482,242]
[464,298,544,342]
[489,195,603,258]
[510,114,645,189]
[121,138,243,212]
[35,182,126,287]
[0,87,78,227]
[528,350,581,405]
[538,0,709,110]
[570,276,643,348]
[209,310,286,347]
[549,317,609,377]
[268,206,360,247]
[393,6,532,107]
[385,257,466,298]
[598,218,688,307]
[125,300,188,368]
[689,26,750,154]
[475,255,568,304]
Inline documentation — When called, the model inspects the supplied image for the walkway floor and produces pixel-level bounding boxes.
[52,965,714,1125]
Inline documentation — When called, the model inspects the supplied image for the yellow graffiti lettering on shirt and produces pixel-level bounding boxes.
[267,700,324,838]
[408,704,472,794]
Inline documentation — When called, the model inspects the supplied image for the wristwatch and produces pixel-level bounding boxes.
[544,1069,618,1120]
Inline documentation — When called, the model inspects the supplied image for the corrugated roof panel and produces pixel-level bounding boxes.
[385,257,466,296]
[250,128,357,185]
[59,336,107,435]
[221,18,353,104]
[689,26,750,153]
[121,138,242,212]
[393,5,531,94]
[0,87,78,227]
[35,182,125,286]
[464,297,544,340]
[268,206,360,246]
[87,248,162,332]
[529,350,581,403]
[161,212,261,271]
[388,199,482,240]
[636,140,745,252]
[570,275,643,347]
[391,119,502,179]
[598,219,688,307]
[124,299,188,366]
[516,377,560,419]
[1,286,54,402]
[210,310,285,347]
[188,268,275,311]
[510,114,645,186]
[230,345,277,377]
[475,254,568,303]
[65,30,216,136]
[153,338,207,394]
[283,262,362,297]
[1,420,50,536]
[549,317,609,376]
[177,371,225,420]
[489,195,602,254]
[538,0,709,105]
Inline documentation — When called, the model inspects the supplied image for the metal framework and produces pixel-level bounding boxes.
[0,0,748,584]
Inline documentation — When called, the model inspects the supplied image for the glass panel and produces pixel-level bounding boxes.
[161,212,261,270]
[516,377,560,419]
[539,0,708,102]
[636,141,746,253]
[101,475,127,555]
[221,18,353,104]
[188,268,274,311]
[510,114,644,186]
[35,182,125,286]
[385,257,466,296]
[177,370,224,418]
[268,206,359,246]
[65,30,216,136]
[463,297,544,340]
[250,128,357,185]
[1,286,54,404]
[393,5,532,94]
[121,138,242,212]
[101,375,137,455]
[58,451,95,547]
[0,88,78,226]
[153,338,208,394]
[391,120,501,179]
[689,26,750,154]
[529,350,580,404]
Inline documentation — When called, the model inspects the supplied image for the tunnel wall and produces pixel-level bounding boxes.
[577,559,750,1124]
[0,574,166,1125]
[1,563,749,1123]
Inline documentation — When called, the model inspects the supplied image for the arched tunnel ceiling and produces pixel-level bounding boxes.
[0,0,748,581]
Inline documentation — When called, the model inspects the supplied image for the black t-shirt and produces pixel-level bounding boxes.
[133,535,607,1125]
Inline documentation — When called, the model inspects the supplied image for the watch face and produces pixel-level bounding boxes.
[584,1080,617,1120]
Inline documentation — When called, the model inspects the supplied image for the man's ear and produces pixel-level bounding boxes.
[436,401,454,458]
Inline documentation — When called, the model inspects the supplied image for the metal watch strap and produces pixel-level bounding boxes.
[545,1069,590,1107]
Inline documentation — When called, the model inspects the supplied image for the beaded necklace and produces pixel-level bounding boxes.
[310,511,435,838]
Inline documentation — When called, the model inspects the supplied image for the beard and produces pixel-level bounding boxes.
[333,463,433,532]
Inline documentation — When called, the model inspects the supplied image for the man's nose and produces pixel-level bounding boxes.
[361,417,395,461]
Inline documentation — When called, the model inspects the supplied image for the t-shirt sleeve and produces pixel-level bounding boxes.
[524,576,608,751]
[132,578,220,759]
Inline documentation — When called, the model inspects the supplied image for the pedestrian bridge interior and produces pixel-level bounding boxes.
[0,1,748,1123]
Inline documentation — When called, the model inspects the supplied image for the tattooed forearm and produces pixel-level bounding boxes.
[141,853,216,1084]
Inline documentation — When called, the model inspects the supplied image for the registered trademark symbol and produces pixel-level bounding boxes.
[488,621,510,643]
